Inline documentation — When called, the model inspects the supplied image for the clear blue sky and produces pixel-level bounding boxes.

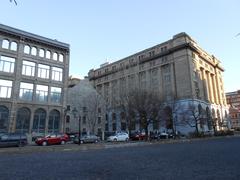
[1,0,239,92]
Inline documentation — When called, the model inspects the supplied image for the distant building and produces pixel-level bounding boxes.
[0,24,70,137]
[88,32,229,134]
[68,76,80,88]
[66,78,106,138]
[226,90,240,129]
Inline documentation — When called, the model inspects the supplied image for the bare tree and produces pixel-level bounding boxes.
[9,0,17,5]
[180,101,206,135]
[121,89,163,139]
[83,92,105,134]
[67,79,106,135]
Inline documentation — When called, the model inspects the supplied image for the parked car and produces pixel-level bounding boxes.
[74,134,100,144]
[158,132,169,139]
[35,133,69,146]
[107,132,129,142]
[130,132,146,141]
[0,133,28,147]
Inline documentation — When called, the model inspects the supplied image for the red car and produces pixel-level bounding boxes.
[35,133,69,146]
[130,132,146,141]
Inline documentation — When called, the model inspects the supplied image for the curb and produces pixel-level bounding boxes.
[0,135,238,155]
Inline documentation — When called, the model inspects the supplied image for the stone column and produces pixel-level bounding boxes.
[200,68,208,101]
[214,71,221,104]
[211,74,218,104]
[206,71,214,103]
[170,63,176,98]
[159,66,163,100]
[29,108,35,134]
[44,110,49,135]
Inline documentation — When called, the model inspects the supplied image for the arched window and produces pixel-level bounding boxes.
[59,54,64,62]
[39,49,45,58]
[10,41,17,51]
[48,110,60,133]
[206,107,212,130]
[0,105,9,132]
[16,107,31,133]
[46,50,51,59]
[31,47,37,56]
[2,39,9,49]
[53,52,58,61]
[24,45,30,54]
[33,108,46,133]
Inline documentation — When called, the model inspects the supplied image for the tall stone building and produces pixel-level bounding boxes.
[0,24,69,137]
[88,32,229,134]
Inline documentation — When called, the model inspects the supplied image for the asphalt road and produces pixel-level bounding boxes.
[0,137,240,180]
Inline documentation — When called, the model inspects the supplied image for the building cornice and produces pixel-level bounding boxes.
[0,24,70,51]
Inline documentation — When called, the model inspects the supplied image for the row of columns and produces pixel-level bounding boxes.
[200,68,222,105]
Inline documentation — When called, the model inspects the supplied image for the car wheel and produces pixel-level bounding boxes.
[80,140,84,144]
[42,141,47,146]
[114,138,117,142]
[125,138,129,142]
[61,140,65,145]
[94,140,98,143]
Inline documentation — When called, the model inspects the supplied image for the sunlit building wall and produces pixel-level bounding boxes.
[0,24,69,137]
[88,33,229,134]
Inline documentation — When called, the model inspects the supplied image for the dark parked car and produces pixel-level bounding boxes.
[0,133,28,147]
[130,132,146,141]
[35,133,69,146]
[74,134,100,144]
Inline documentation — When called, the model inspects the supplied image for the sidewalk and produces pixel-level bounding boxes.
[0,135,238,154]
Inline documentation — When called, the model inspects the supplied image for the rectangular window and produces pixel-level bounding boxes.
[19,82,33,101]
[0,79,12,98]
[0,55,15,73]
[38,64,49,79]
[50,87,61,103]
[22,60,35,76]
[36,85,48,102]
[52,67,62,81]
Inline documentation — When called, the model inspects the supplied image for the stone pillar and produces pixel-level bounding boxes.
[214,71,221,104]
[44,110,49,135]
[206,71,214,103]
[29,108,35,134]
[211,74,218,104]
[159,66,163,100]
[200,68,208,101]
[170,63,177,98]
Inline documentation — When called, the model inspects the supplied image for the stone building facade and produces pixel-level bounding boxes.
[0,24,69,137]
[88,32,229,134]
[226,90,240,129]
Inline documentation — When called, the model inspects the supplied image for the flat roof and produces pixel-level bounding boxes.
[0,24,69,50]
